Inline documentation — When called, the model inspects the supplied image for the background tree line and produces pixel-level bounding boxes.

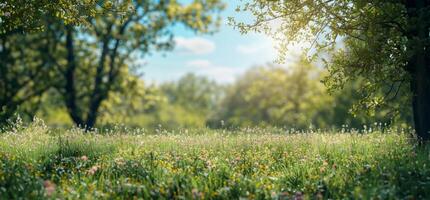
[34,60,413,130]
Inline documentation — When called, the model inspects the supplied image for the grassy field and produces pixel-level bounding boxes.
[1,122,430,199]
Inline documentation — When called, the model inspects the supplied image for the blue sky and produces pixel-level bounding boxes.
[141,1,282,84]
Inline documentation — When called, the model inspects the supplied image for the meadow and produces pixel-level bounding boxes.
[1,121,429,199]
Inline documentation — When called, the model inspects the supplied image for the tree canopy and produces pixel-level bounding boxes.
[234,0,430,141]
[209,61,329,128]
[0,0,118,35]
[0,0,224,128]
[49,0,224,128]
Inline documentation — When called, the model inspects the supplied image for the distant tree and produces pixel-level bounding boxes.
[95,73,219,129]
[96,76,162,125]
[138,101,210,129]
[208,62,411,129]
[161,73,222,115]
[46,1,223,129]
[209,61,329,128]
[234,0,430,141]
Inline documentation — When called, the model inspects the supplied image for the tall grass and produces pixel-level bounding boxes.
[0,121,429,199]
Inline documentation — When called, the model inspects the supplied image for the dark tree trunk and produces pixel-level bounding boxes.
[406,0,430,142]
[83,31,112,130]
[63,24,115,130]
[65,25,85,127]
[63,20,128,130]
[84,29,124,130]
[411,62,430,142]
[85,96,104,130]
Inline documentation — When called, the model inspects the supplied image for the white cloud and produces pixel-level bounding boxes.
[235,36,277,58]
[186,59,212,68]
[174,37,215,55]
[198,67,242,83]
[236,44,261,55]
[185,59,244,83]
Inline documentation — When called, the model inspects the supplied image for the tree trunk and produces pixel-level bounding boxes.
[407,0,430,142]
[85,97,103,130]
[411,64,430,142]
[65,25,85,127]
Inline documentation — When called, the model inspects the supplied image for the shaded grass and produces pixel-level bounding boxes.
[0,123,429,199]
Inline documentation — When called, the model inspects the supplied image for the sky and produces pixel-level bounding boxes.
[141,1,300,84]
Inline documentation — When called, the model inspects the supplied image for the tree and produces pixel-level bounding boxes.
[46,0,223,129]
[0,29,58,124]
[207,62,411,129]
[96,73,220,129]
[209,61,329,128]
[161,73,222,114]
[234,0,430,141]
[316,78,413,129]
[0,0,122,36]
[0,1,129,125]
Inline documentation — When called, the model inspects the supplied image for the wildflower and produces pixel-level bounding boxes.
[80,155,88,161]
[363,164,371,172]
[192,188,203,199]
[271,191,277,198]
[220,187,230,192]
[294,192,303,200]
[279,192,289,199]
[43,180,56,197]
[322,160,328,166]
[87,165,100,175]
[316,192,323,199]
[206,160,213,169]
[115,157,125,166]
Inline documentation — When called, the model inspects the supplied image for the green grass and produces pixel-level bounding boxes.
[1,122,429,199]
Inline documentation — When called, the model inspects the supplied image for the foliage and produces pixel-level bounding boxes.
[209,61,330,128]
[209,60,412,129]
[232,0,409,104]
[161,73,222,115]
[0,31,58,124]
[0,0,224,128]
[35,73,219,129]
[0,0,123,35]
[232,0,430,140]
[1,122,429,199]
[95,76,161,125]
[110,73,222,129]
[133,102,209,129]
[44,0,224,128]
[32,66,412,130]
[318,78,413,129]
